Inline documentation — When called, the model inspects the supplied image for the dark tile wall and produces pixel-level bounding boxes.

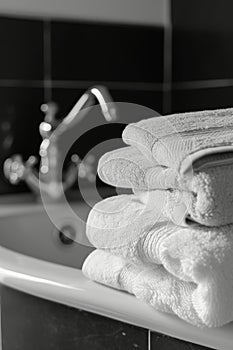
[1,286,211,350]
[0,17,43,80]
[0,15,164,194]
[51,22,163,83]
[0,87,44,194]
[172,29,233,82]
[171,0,233,113]
[172,87,233,113]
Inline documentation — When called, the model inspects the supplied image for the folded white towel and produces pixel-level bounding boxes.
[98,108,233,227]
[83,250,204,327]
[82,193,233,328]
[123,108,233,173]
[98,146,233,226]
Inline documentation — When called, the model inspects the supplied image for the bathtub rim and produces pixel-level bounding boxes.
[0,244,232,350]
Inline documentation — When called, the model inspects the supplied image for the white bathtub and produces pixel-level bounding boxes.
[0,193,233,350]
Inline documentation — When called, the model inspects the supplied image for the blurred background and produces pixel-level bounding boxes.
[0,0,233,195]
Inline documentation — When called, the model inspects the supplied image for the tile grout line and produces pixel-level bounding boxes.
[51,80,163,91]
[43,19,52,102]
[162,0,173,115]
[0,79,163,91]
[0,80,44,88]
[1,78,233,91]
[148,330,151,350]
[172,78,233,90]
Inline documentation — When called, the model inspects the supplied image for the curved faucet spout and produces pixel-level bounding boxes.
[55,85,117,138]
[39,84,117,183]
[89,86,117,122]
[3,85,118,202]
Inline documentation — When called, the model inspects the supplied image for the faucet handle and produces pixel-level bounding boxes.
[41,102,58,124]
[3,155,37,185]
[40,102,59,138]
[4,155,25,184]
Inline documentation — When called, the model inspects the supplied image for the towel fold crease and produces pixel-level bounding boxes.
[82,108,233,328]
[98,146,233,227]
[82,194,233,327]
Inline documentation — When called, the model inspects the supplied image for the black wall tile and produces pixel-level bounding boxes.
[0,17,43,80]
[0,87,45,157]
[51,21,163,83]
[172,87,233,113]
[1,286,148,350]
[172,29,233,82]
[110,89,163,115]
[52,88,84,120]
[172,0,233,32]
[151,331,210,350]
[0,87,44,193]
[172,0,233,81]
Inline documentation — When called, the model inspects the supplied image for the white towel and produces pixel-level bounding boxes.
[123,108,233,172]
[82,193,233,328]
[98,146,233,226]
[98,107,233,227]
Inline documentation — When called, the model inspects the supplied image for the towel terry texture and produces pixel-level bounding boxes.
[98,108,233,226]
[123,108,233,172]
[82,194,233,328]
[82,108,233,328]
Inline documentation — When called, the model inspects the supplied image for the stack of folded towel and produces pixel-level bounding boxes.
[82,108,233,328]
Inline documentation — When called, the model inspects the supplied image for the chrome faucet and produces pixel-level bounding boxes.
[4,85,117,200]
